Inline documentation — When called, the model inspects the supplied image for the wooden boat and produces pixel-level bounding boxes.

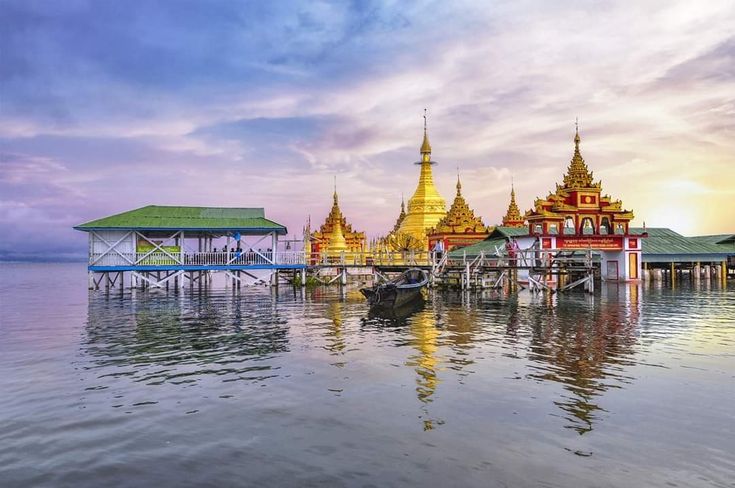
[360,268,429,307]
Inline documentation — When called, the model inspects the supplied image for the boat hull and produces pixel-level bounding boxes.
[360,269,429,308]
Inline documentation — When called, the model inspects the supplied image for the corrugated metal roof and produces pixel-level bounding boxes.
[449,237,508,257]
[630,227,733,257]
[492,226,530,238]
[451,227,735,261]
[74,205,287,234]
[688,234,735,245]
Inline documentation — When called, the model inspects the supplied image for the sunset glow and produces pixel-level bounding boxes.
[1,1,734,260]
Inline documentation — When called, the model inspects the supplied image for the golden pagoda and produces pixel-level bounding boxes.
[525,125,634,235]
[395,112,447,249]
[427,174,490,251]
[501,183,526,228]
[310,182,366,255]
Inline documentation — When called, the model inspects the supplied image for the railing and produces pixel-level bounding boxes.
[305,251,434,266]
[89,250,438,267]
[89,251,307,267]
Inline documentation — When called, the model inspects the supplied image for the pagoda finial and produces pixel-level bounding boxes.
[456,168,462,195]
[420,108,432,162]
[333,176,338,204]
[502,182,525,228]
[562,121,594,189]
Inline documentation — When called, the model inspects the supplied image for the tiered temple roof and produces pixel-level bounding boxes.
[525,126,634,235]
[428,175,490,251]
[501,184,526,228]
[310,186,366,254]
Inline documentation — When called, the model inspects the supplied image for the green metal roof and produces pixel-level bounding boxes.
[74,206,287,234]
[688,234,735,246]
[491,226,531,238]
[447,227,529,257]
[630,227,734,261]
[451,227,735,262]
[449,237,508,257]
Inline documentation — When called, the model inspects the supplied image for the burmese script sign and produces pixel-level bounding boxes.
[557,236,623,250]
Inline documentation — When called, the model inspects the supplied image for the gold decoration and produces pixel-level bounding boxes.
[392,196,407,233]
[561,125,601,190]
[395,113,447,248]
[501,184,525,228]
[525,125,634,233]
[431,175,487,234]
[311,183,366,253]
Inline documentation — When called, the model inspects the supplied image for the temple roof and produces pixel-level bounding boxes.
[313,184,366,247]
[501,184,525,227]
[561,126,599,190]
[431,175,487,234]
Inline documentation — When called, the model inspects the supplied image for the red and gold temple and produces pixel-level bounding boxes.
[521,126,642,281]
[525,127,634,236]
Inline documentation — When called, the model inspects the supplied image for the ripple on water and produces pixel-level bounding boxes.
[0,263,734,488]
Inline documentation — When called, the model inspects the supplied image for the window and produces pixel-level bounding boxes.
[580,217,595,235]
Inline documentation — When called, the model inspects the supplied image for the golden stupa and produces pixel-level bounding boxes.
[395,113,447,249]
[309,182,366,255]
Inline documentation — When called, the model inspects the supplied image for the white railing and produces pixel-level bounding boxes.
[305,251,434,266]
[90,251,307,267]
[89,250,440,267]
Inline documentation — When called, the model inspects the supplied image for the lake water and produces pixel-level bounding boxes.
[0,263,733,487]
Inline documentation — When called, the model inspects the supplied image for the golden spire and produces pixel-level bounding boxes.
[502,181,525,228]
[432,173,486,234]
[396,110,446,248]
[420,108,432,163]
[562,120,596,189]
[333,175,338,205]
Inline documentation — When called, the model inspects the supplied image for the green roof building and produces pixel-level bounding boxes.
[75,206,302,289]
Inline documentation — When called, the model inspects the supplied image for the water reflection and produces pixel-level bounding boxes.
[81,283,665,435]
[84,290,290,388]
[525,284,641,434]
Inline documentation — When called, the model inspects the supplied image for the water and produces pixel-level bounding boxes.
[1,263,734,488]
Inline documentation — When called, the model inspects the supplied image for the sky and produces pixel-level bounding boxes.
[1,0,734,260]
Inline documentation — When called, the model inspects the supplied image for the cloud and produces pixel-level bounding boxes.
[1,0,734,258]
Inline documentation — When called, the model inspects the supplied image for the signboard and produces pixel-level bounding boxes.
[556,236,623,250]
